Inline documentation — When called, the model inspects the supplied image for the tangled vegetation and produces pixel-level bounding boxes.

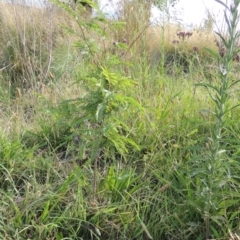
[1,0,240,239]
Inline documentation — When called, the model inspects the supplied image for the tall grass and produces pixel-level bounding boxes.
[1,0,240,239]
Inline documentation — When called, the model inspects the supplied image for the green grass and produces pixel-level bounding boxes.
[1,0,240,239]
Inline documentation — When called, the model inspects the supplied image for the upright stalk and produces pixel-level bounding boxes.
[195,0,240,238]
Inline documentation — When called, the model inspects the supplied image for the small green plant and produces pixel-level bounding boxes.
[50,0,143,200]
[65,65,143,199]
[100,165,142,202]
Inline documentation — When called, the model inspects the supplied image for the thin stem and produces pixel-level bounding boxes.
[93,156,98,201]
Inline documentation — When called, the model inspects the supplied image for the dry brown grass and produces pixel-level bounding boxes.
[0,1,54,86]
[146,24,218,61]
[0,0,87,137]
[0,0,218,68]
[0,1,56,39]
[103,0,219,65]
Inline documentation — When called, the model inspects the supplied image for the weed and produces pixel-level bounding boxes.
[191,0,240,238]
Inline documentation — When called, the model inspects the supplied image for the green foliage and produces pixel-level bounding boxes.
[189,0,240,238]
[100,165,142,202]
[2,0,240,239]
[21,106,73,152]
[50,0,143,207]
[76,66,142,155]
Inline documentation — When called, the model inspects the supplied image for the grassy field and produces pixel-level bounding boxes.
[1,0,240,239]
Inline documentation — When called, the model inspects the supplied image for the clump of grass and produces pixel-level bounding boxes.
[146,24,219,76]
[0,0,83,94]
[0,1,52,90]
